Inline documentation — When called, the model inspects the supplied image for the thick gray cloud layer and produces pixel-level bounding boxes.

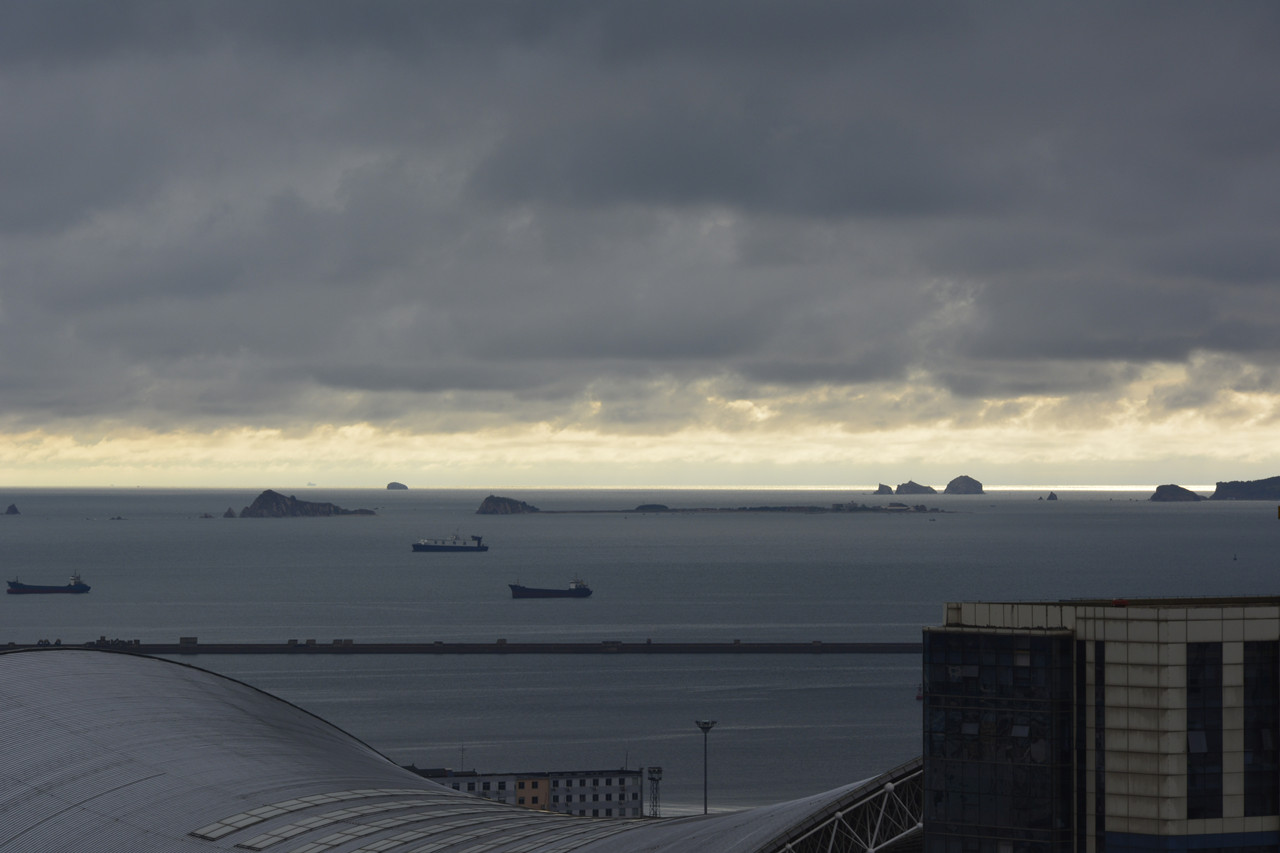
[2,1,1278,440]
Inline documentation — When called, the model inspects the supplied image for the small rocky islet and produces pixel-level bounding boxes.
[237,489,375,517]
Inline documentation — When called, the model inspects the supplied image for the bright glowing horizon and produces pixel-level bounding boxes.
[0,416,1272,490]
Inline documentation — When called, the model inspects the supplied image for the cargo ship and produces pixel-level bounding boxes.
[7,573,91,595]
[509,579,592,599]
[412,534,488,553]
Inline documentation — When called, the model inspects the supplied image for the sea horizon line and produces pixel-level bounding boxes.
[1,483,1216,492]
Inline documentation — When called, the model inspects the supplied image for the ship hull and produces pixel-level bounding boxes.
[509,584,592,599]
[412,543,489,552]
[7,583,90,595]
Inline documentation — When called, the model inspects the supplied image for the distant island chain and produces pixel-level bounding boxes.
[4,475,1278,523]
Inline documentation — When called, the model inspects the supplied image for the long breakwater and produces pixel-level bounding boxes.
[11,638,923,655]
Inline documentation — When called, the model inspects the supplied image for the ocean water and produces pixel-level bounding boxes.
[1,487,1277,811]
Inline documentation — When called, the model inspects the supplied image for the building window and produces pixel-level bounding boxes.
[518,781,525,789]
[1095,640,1106,849]
[1187,642,1224,820]
[1075,638,1087,853]
[482,782,490,791]
[498,781,506,791]
[467,782,476,792]
[532,796,539,805]
[518,797,525,805]
[1244,640,1280,817]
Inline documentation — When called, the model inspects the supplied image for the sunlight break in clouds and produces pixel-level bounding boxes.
[2,372,1279,489]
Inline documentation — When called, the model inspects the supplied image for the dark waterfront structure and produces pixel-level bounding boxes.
[923,597,1280,853]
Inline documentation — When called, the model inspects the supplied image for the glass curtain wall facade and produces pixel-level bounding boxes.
[923,629,1075,853]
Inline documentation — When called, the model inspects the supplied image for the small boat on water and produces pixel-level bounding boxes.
[412,534,488,553]
[509,579,592,599]
[7,573,91,595]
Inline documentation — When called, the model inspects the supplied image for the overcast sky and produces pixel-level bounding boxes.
[2,1,1279,488]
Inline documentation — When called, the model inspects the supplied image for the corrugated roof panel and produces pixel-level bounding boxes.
[0,649,904,853]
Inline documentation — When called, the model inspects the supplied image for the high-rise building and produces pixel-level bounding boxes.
[923,597,1280,853]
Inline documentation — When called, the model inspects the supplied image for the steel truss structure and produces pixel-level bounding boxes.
[760,757,923,853]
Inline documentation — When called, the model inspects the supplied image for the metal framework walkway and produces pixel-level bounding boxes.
[758,757,923,853]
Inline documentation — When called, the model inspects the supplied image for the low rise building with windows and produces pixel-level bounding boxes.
[410,767,644,818]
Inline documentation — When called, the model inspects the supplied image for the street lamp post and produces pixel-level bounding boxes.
[695,719,717,814]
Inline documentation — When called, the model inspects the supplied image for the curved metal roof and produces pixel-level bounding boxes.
[0,649,918,853]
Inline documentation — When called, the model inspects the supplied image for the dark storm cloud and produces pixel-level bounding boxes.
[1,1,1279,435]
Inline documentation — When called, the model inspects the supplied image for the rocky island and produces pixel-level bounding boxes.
[895,480,937,495]
[386,482,409,490]
[1209,476,1280,500]
[943,475,984,495]
[477,495,541,514]
[239,489,375,518]
[1149,484,1205,502]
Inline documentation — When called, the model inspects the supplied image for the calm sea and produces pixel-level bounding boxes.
[2,486,1276,811]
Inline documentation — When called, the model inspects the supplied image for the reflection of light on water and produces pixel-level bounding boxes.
[985,484,1206,492]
